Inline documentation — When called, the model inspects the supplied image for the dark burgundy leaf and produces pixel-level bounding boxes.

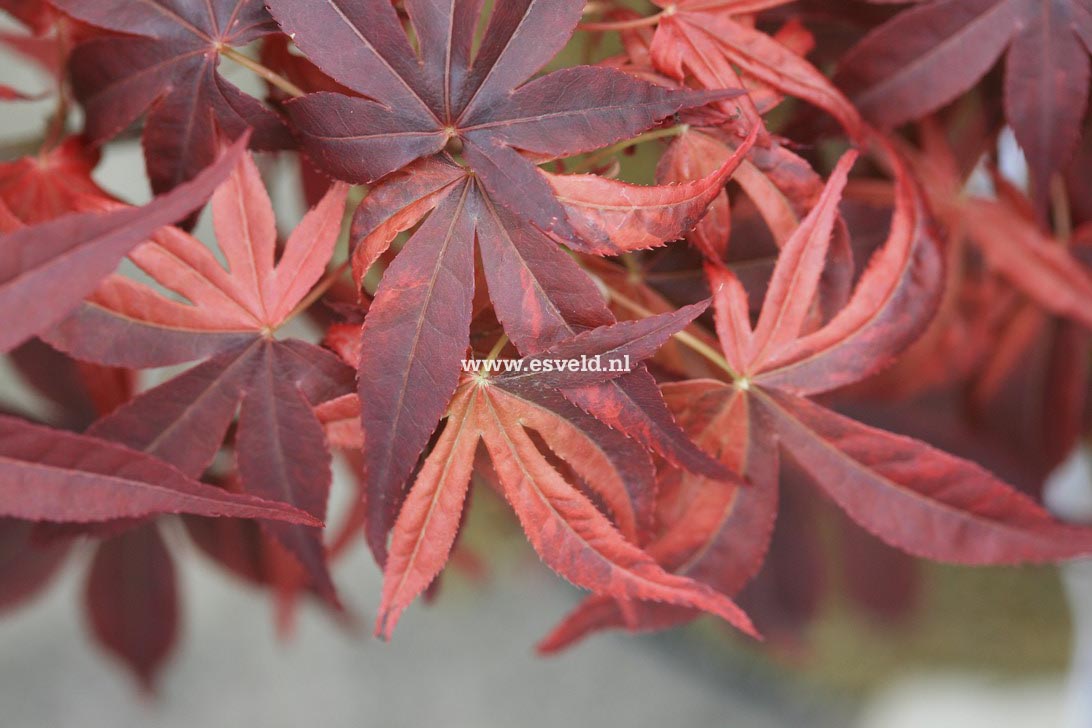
[53,0,291,196]
[0,517,69,613]
[85,525,177,689]
[0,414,321,524]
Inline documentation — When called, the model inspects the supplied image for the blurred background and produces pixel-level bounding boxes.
[3,8,1092,728]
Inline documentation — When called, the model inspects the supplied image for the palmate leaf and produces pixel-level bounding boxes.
[698,148,1092,563]
[51,0,293,197]
[645,0,864,139]
[350,162,741,562]
[0,134,248,353]
[263,0,760,563]
[264,0,747,563]
[47,152,354,599]
[539,380,778,652]
[315,375,662,544]
[0,137,103,225]
[375,302,756,640]
[543,141,1092,648]
[267,0,737,238]
[837,0,1092,210]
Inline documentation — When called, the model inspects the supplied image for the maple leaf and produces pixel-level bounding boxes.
[0,133,248,353]
[265,0,748,563]
[0,0,59,34]
[904,119,1092,333]
[347,155,746,562]
[0,414,321,524]
[46,151,354,599]
[887,119,1092,472]
[267,0,737,238]
[644,0,864,139]
[0,517,70,613]
[540,144,1092,648]
[836,0,1092,210]
[374,301,756,640]
[698,149,1092,564]
[51,0,292,197]
[85,524,177,691]
[0,136,103,224]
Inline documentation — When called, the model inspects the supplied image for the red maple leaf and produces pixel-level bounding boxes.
[836,0,1092,211]
[0,135,248,353]
[374,300,756,639]
[0,136,103,224]
[541,144,1092,649]
[51,0,293,196]
[266,0,752,563]
[643,0,864,139]
[47,151,354,599]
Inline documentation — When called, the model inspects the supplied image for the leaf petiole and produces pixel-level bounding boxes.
[281,260,350,326]
[484,334,510,363]
[568,124,690,174]
[1051,175,1072,243]
[604,285,739,379]
[220,46,306,99]
[578,9,668,32]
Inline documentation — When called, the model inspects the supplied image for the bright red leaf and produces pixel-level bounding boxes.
[376,303,757,640]
[0,134,247,353]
